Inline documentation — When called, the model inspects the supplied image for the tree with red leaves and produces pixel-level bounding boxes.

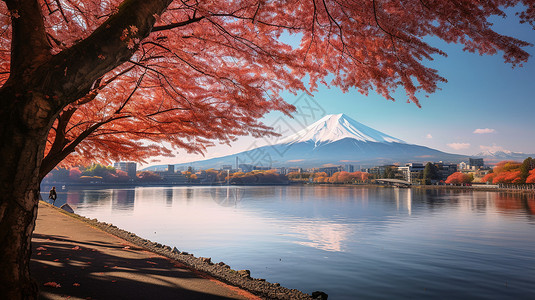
[526,169,535,184]
[0,1,534,297]
[445,172,473,185]
[482,161,524,184]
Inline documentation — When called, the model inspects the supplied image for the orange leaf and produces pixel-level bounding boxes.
[44,282,61,288]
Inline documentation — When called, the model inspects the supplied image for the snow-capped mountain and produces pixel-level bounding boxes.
[278,113,405,145]
[147,113,470,170]
[475,150,535,163]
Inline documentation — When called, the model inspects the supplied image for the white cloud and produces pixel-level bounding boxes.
[473,128,496,134]
[426,133,433,139]
[447,142,471,150]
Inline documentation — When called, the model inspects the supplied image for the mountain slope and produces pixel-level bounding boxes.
[146,114,470,170]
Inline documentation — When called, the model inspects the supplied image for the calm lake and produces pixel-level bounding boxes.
[44,185,535,299]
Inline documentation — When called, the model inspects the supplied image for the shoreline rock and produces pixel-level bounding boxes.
[42,201,313,300]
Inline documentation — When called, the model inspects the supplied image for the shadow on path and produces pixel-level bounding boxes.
[31,233,245,300]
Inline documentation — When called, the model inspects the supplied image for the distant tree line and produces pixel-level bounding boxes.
[228,170,288,184]
[287,171,370,184]
[43,164,163,183]
[42,165,289,185]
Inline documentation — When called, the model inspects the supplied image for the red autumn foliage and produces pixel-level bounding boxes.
[137,171,163,182]
[526,169,535,184]
[314,171,369,183]
[493,170,522,184]
[2,1,532,179]
[43,282,61,288]
[483,161,525,184]
[482,172,496,183]
[445,172,472,185]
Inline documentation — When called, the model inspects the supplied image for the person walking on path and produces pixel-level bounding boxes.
[48,187,57,205]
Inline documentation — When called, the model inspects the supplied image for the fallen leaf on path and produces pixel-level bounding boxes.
[72,246,81,250]
[73,283,80,287]
[123,246,130,249]
[36,247,47,251]
[146,261,157,265]
[53,259,60,262]
[44,282,61,288]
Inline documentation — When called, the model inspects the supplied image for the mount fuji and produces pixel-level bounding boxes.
[277,113,406,146]
[147,114,469,170]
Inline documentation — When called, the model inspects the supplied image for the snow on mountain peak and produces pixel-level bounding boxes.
[278,113,406,145]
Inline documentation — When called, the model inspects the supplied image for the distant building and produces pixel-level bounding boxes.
[253,166,271,171]
[397,163,425,183]
[458,162,468,170]
[167,164,175,174]
[319,166,343,176]
[160,172,188,184]
[114,162,137,178]
[221,165,233,170]
[276,167,287,175]
[287,167,302,174]
[365,165,394,177]
[344,164,354,172]
[469,158,484,168]
[239,164,254,173]
[434,162,458,180]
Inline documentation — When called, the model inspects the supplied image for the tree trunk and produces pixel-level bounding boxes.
[0,90,50,299]
[0,1,173,297]
[0,189,39,299]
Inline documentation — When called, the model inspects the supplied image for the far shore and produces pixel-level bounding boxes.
[41,181,535,194]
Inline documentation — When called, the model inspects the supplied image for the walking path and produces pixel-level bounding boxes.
[31,201,260,300]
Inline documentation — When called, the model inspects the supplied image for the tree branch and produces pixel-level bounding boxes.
[151,16,205,32]
[36,0,174,108]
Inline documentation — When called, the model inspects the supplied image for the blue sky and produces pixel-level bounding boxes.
[146,9,535,167]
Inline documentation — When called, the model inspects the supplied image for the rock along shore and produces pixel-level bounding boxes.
[46,201,314,300]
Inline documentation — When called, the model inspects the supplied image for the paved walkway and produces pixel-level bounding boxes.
[31,202,260,300]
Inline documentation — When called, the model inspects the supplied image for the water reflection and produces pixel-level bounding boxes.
[165,189,173,207]
[64,186,535,220]
[210,186,243,207]
[393,188,412,215]
[112,189,135,211]
[64,186,534,299]
[495,192,535,218]
[293,221,353,252]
